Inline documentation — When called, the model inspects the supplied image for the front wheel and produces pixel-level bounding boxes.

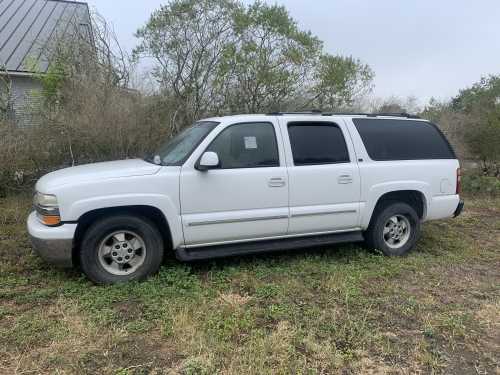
[79,215,164,284]
[364,201,420,256]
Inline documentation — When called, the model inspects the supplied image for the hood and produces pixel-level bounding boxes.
[36,159,162,192]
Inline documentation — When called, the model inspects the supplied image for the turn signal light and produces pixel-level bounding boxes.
[38,214,61,226]
[456,167,461,195]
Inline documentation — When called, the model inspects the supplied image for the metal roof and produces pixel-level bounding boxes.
[0,0,90,74]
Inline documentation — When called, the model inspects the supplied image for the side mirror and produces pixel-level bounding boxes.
[197,151,219,171]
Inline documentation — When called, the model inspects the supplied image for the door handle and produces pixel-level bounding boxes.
[337,175,353,184]
[268,177,286,187]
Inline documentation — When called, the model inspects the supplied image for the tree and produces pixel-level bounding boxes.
[421,98,471,160]
[306,55,373,110]
[452,75,500,114]
[135,0,238,125]
[221,1,322,113]
[26,10,170,168]
[452,75,500,175]
[466,109,500,176]
[134,0,374,123]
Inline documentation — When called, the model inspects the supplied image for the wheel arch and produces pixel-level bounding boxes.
[366,190,427,230]
[361,185,429,230]
[72,205,173,266]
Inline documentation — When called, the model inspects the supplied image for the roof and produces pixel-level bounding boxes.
[201,113,426,123]
[0,0,91,74]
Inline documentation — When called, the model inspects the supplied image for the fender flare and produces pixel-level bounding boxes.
[360,181,430,229]
[67,194,183,249]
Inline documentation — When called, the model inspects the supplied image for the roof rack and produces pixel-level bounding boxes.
[266,110,322,115]
[367,112,421,119]
[267,111,420,119]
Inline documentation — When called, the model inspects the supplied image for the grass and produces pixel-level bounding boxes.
[0,194,499,374]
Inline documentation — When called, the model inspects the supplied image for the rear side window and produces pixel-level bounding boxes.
[353,119,455,161]
[288,122,350,165]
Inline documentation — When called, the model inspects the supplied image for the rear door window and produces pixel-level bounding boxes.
[352,119,455,161]
[288,122,350,165]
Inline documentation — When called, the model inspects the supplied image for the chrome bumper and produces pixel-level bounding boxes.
[27,212,76,268]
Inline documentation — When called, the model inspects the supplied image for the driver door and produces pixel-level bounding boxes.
[180,120,289,246]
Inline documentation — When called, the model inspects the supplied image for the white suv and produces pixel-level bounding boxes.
[28,112,464,284]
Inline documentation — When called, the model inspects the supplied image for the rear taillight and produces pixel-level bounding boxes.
[456,167,461,195]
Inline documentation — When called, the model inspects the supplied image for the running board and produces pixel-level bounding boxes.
[175,231,364,261]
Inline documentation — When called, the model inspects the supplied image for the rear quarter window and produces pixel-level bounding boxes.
[352,119,456,161]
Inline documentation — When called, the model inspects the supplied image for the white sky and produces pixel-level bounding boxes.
[85,0,500,103]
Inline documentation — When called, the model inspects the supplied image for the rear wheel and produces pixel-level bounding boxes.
[365,201,420,256]
[80,215,163,284]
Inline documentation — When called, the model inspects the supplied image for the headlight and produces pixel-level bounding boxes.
[33,192,61,226]
[34,192,58,207]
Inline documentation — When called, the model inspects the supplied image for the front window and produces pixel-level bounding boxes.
[149,121,219,166]
[206,122,279,169]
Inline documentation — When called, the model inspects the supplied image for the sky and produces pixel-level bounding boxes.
[85,0,500,104]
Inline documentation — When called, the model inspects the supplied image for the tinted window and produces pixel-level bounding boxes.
[288,122,350,165]
[353,119,455,161]
[207,122,279,168]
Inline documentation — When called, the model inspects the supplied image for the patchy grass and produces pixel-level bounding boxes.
[0,194,499,374]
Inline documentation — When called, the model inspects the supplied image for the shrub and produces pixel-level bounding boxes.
[0,11,177,197]
[0,120,47,196]
[462,172,500,196]
[0,89,174,197]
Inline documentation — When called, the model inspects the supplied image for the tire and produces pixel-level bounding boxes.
[79,214,164,284]
[364,201,420,256]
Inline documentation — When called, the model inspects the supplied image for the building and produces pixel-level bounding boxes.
[0,0,91,127]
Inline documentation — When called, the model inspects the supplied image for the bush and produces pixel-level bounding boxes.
[0,88,173,197]
[0,121,49,196]
[462,172,500,196]
[0,11,178,197]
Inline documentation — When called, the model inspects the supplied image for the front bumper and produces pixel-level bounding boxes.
[453,200,465,218]
[27,212,77,267]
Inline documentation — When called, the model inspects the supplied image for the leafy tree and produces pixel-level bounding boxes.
[135,0,239,125]
[134,0,374,123]
[452,75,500,176]
[222,2,322,112]
[421,97,451,122]
[307,55,373,110]
[466,109,500,176]
[452,75,500,113]
[421,98,471,160]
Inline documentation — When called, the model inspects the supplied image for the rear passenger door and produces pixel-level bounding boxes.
[279,117,361,235]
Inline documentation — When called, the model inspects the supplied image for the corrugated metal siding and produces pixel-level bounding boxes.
[0,0,90,73]
[10,75,43,127]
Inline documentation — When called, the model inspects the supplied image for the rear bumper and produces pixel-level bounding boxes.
[453,200,465,218]
[27,212,76,268]
[427,194,460,221]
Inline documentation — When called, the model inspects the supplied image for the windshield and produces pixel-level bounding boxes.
[148,121,219,166]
